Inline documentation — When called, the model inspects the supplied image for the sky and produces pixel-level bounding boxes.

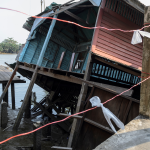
[0,0,150,44]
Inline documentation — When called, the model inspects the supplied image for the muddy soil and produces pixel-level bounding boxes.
[0,108,69,150]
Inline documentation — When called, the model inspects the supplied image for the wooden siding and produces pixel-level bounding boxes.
[75,87,139,150]
[92,7,143,71]
[20,31,90,73]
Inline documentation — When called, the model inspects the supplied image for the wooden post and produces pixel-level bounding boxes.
[0,61,19,104]
[13,66,39,130]
[11,83,15,110]
[140,6,150,118]
[13,13,58,130]
[2,83,8,106]
[57,51,65,69]
[24,93,31,118]
[69,53,75,72]
[67,53,93,147]
[67,0,106,147]
[33,122,41,150]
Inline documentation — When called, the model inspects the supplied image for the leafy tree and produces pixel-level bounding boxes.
[0,38,21,53]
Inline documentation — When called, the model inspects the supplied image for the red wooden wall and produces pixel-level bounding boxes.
[91,3,143,71]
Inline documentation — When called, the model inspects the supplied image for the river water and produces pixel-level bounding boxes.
[0,54,46,108]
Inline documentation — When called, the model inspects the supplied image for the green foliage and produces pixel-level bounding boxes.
[0,38,21,53]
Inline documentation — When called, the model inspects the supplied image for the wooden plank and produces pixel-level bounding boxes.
[98,27,142,53]
[18,65,83,85]
[97,31,142,56]
[51,146,72,150]
[57,52,65,69]
[49,0,88,16]
[64,10,90,26]
[93,48,141,71]
[0,62,19,104]
[77,26,88,41]
[67,0,106,147]
[97,40,142,62]
[11,83,15,110]
[139,7,150,117]
[104,7,141,29]
[93,56,140,77]
[69,53,75,72]
[13,65,39,130]
[123,101,132,124]
[33,101,69,132]
[86,8,91,24]
[70,75,140,103]
[59,113,114,134]
[31,111,43,119]
[73,87,95,146]
[2,83,8,106]
[99,25,142,50]
[95,46,142,66]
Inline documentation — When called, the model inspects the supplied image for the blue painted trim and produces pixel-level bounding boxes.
[19,41,30,62]
[37,13,58,66]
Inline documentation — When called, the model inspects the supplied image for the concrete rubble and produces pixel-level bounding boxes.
[94,115,150,150]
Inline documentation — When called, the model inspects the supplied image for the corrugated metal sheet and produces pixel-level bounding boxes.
[92,8,143,71]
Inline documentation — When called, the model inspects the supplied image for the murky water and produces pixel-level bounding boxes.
[0,54,46,108]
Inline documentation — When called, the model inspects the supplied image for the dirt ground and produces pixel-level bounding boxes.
[0,108,69,150]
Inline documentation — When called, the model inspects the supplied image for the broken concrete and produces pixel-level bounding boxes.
[94,115,150,150]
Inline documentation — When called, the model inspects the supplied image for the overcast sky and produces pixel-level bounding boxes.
[0,0,150,44]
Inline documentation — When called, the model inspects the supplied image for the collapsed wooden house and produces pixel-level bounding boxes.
[2,0,145,149]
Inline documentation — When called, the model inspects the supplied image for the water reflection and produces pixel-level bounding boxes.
[0,54,46,108]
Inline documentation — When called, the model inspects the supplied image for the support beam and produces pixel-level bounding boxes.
[57,52,65,69]
[70,75,139,103]
[13,13,58,130]
[18,65,83,85]
[64,10,91,26]
[93,55,141,77]
[13,66,39,130]
[24,93,31,118]
[67,1,106,147]
[11,83,15,110]
[2,83,8,106]
[140,6,150,118]
[0,61,19,104]
[67,52,93,147]
[69,53,75,72]
[59,113,114,134]
[33,101,69,132]
[123,101,132,124]
[33,122,41,150]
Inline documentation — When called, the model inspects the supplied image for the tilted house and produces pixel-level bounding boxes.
[9,0,145,149]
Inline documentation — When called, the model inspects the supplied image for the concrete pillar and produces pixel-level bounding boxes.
[33,122,41,150]
[140,6,150,117]
[1,102,8,128]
